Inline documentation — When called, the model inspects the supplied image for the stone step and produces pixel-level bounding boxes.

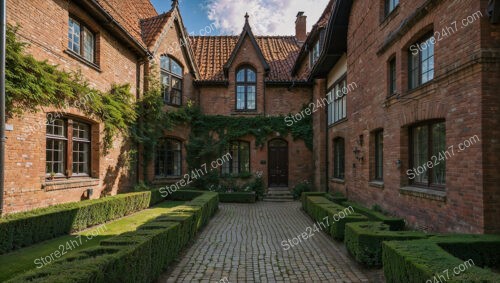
[262,198,295,202]
[266,190,293,196]
[267,187,290,192]
[264,195,294,200]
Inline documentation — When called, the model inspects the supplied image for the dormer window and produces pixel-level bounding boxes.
[160,56,183,106]
[236,67,257,111]
[309,41,320,67]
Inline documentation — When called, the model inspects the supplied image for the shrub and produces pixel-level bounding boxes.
[303,196,368,240]
[345,222,429,267]
[300,192,326,211]
[0,190,166,255]
[383,236,500,283]
[219,192,256,203]
[292,181,313,200]
[342,201,405,231]
[8,191,219,283]
[324,192,347,204]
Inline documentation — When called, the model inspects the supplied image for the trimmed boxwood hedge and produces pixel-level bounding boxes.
[0,189,168,255]
[383,235,500,283]
[303,195,368,241]
[325,193,348,205]
[7,191,219,283]
[219,192,256,203]
[301,192,326,212]
[345,221,430,267]
[341,201,405,231]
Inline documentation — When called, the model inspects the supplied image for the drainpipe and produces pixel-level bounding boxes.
[0,0,6,216]
[325,97,329,193]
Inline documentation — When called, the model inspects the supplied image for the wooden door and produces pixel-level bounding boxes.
[268,139,288,187]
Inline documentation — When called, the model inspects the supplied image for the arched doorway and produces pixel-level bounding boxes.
[268,139,288,187]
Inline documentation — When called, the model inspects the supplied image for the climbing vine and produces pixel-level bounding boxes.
[6,25,137,152]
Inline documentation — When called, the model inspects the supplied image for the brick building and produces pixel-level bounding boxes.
[1,0,498,235]
[302,0,500,234]
[1,0,314,214]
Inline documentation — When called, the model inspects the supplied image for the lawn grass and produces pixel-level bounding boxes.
[0,201,184,282]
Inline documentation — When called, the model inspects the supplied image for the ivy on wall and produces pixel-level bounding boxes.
[5,25,137,152]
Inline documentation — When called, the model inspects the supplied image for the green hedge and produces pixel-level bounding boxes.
[0,190,168,255]
[303,195,368,241]
[219,192,256,203]
[8,191,219,283]
[324,193,348,205]
[383,236,500,283]
[342,201,405,231]
[301,192,326,212]
[345,222,429,267]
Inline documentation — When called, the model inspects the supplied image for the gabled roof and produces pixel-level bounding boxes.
[190,36,306,82]
[190,15,307,83]
[141,12,172,47]
[223,14,270,77]
[94,0,158,47]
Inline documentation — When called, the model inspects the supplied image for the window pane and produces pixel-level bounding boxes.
[83,27,94,62]
[247,86,256,110]
[334,138,345,179]
[412,125,429,184]
[432,122,446,185]
[160,56,169,70]
[68,18,80,54]
[239,142,250,173]
[46,139,65,174]
[247,69,256,82]
[171,59,183,76]
[72,141,89,175]
[236,86,245,109]
[47,119,66,137]
[236,70,245,82]
[375,131,384,180]
[409,52,420,89]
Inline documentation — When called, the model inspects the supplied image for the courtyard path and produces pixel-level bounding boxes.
[160,202,382,283]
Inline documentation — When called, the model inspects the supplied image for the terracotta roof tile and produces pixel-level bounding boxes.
[190,36,307,82]
[140,12,172,47]
[94,0,158,46]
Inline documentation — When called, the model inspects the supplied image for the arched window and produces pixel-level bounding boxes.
[155,138,182,177]
[160,56,183,106]
[236,67,256,111]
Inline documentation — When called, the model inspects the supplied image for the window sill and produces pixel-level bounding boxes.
[43,178,99,192]
[380,5,400,27]
[64,50,101,72]
[152,177,185,185]
[164,103,182,108]
[330,178,345,184]
[231,111,259,116]
[328,118,348,128]
[399,186,446,202]
[369,180,384,189]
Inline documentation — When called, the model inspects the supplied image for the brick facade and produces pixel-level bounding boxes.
[308,0,500,233]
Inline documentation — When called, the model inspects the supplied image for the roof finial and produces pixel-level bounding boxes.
[245,12,249,23]
[172,0,179,8]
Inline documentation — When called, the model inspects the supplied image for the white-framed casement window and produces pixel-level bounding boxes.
[46,118,91,178]
[160,56,183,106]
[327,77,348,125]
[68,17,95,63]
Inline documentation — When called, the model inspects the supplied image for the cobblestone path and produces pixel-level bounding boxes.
[160,202,381,283]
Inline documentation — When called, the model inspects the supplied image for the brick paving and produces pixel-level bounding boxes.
[160,202,382,283]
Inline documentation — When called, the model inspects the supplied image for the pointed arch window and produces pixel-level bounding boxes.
[236,67,256,111]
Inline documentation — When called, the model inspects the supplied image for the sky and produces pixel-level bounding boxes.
[151,0,330,36]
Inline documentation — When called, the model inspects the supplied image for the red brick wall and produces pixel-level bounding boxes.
[479,0,500,234]
[339,0,492,233]
[196,36,313,189]
[3,0,141,214]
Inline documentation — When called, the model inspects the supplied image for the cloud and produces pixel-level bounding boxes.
[204,0,330,35]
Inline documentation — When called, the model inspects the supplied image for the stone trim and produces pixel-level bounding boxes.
[43,178,100,192]
[368,181,384,189]
[400,186,446,202]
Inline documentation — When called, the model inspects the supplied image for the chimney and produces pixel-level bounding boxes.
[295,12,307,42]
